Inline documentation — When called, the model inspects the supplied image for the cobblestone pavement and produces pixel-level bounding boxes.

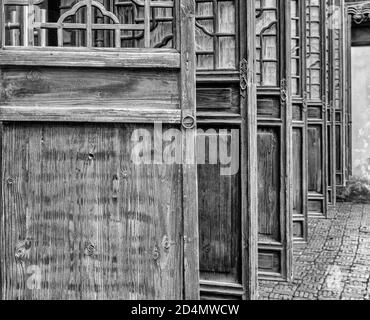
[258,203,370,300]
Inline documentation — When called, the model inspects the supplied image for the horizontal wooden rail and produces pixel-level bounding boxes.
[0,47,180,68]
[0,106,182,123]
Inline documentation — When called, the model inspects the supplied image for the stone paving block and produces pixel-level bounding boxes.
[259,204,370,300]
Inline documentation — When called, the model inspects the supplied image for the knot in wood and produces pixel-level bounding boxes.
[162,235,171,250]
[84,241,96,257]
[15,239,31,263]
[152,245,160,261]
[26,69,42,82]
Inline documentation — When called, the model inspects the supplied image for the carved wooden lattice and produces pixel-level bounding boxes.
[306,0,322,100]
[195,0,238,70]
[3,0,175,48]
[291,0,302,96]
[255,0,279,87]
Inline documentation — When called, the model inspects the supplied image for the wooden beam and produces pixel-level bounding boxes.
[0,106,182,123]
[180,0,199,300]
[0,48,181,68]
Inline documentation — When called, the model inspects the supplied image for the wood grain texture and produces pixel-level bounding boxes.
[198,128,241,285]
[180,0,199,300]
[0,66,180,109]
[256,0,292,282]
[0,48,180,69]
[257,127,280,243]
[0,107,182,124]
[308,125,323,194]
[0,123,184,300]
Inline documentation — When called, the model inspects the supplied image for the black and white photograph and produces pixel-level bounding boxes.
[0,0,369,308]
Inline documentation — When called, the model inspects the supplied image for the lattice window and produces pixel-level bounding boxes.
[330,1,342,110]
[195,0,238,70]
[255,0,279,87]
[291,0,302,96]
[306,0,322,100]
[3,0,175,48]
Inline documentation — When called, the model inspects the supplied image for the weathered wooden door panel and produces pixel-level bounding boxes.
[291,0,308,242]
[0,0,198,300]
[326,0,345,196]
[306,0,328,217]
[292,125,307,241]
[256,0,292,281]
[258,127,281,243]
[308,124,324,196]
[1,123,183,300]
[198,126,243,293]
[196,0,258,299]
[334,0,346,188]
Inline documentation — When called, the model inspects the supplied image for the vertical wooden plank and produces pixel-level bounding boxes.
[242,0,258,300]
[58,28,63,47]
[40,9,46,47]
[27,0,34,46]
[115,27,121,48]
[306,0,328,218]
[0,123,184,300]
[86,0,93,48]
[284,0,293,282]
[144,0,151,48]
[0,0,4,48]
[345,5,352,179]
[327,0,336,206]
[180,0,199,300]
[0,122,3,300]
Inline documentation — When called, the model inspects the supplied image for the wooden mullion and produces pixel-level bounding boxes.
[0,0,4,47]
[0,121,2,301]
[27,0,33,46]
[86,0,93,48]
[144,0,150,47]
[180,0,198,300]
[242,0,258,300]
[213,0,218,70]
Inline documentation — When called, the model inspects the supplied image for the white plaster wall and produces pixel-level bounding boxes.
[351,46,370,180]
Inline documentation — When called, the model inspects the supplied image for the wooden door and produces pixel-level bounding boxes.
[0,0,198,300]
[332,0,346,189]
[344,3,352,180]
[291,0,308,242]
[306,0,328,217]
[327,0,336,207]
[256,0,292,281]
[195,0,258,299]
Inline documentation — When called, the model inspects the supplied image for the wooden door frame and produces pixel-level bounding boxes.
[0,0,199,300]
[291,0,309,243]
[196,0,258,300]
[306,0,329,218]
[243,0,258,300]
[256,0,293,282]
